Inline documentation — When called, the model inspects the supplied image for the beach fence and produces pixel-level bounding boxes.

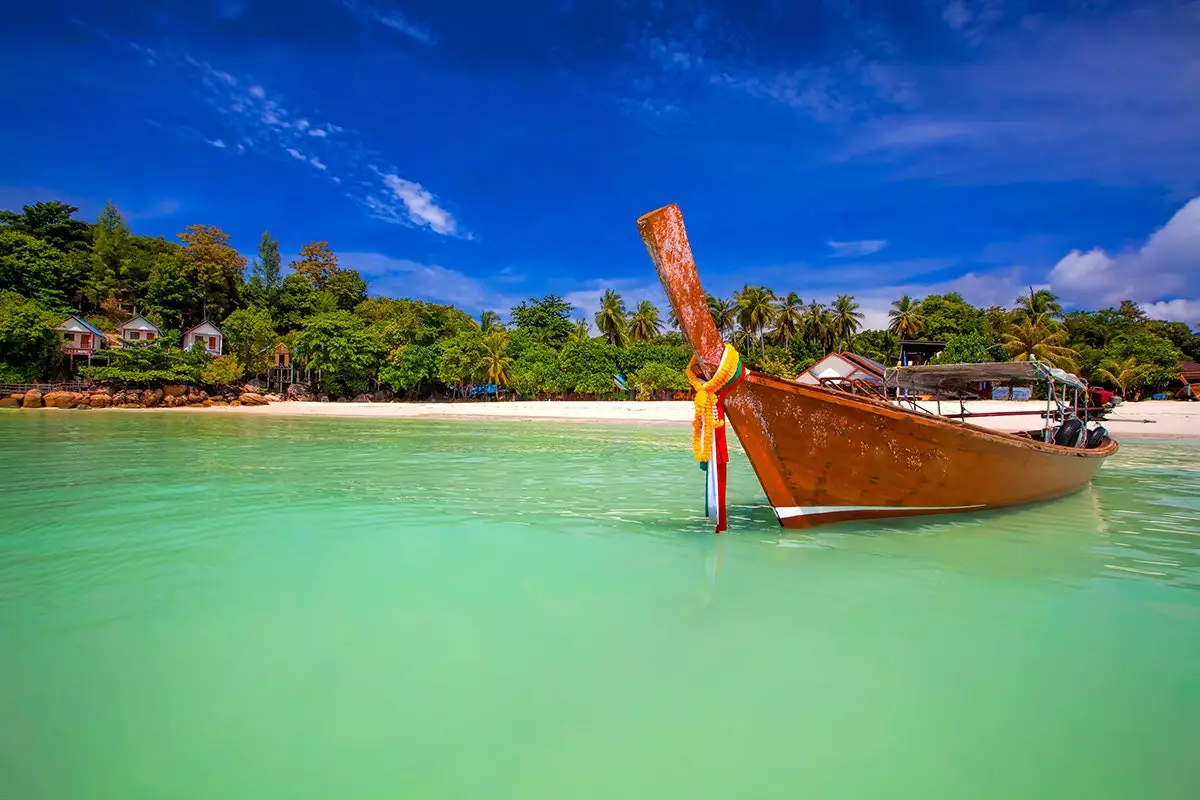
[1,382,96,395]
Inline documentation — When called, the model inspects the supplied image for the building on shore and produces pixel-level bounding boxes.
[183,321,224,356]
[898,339,945,367]
[115,314,162,344]
[57,315,109,366]
[796,352,886,397]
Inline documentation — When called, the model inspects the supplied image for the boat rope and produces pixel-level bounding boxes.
[686,344,747,533]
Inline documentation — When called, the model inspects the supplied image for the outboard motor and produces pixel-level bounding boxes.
[1053,416,1086,448]
[1085,425,1108,449]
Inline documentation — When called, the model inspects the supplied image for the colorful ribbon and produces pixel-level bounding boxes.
[686,344,746,533]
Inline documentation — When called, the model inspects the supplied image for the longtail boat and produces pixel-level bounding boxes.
[637,203,1118,531]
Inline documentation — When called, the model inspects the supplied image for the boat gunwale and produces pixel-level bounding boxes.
[742,370,1119,459]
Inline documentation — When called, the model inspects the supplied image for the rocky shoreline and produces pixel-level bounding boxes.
[1,384,275,410]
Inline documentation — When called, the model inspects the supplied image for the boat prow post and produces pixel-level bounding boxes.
[636,204,725,376]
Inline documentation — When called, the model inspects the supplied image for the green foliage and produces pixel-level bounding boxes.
[0,291,61,379]
[933,331,1001,364]
[1100,330,1182,392]
[201,355,244,387]
[295,311,380,397]
[326,269,368,310]
[851,330,898,366]
[437,330,487,392]
[177,224,245,322]
[510,294,575,348]
[917,293,990,341]
[629,361,687,398]
[221,307,277,375]
[0,201,92,253]
[756,346,799,380]
[379,344,439,396]
[556,339,618,393]
[617,342,690,374]
[0,228,87,308]
[144,255,197,329]
[274,273,336,332]
[79,342,197,384]
[250,230,282,289]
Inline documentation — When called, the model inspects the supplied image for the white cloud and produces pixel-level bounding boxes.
[285,147,306,161]
[206,138,226,148]
[562,280,670,327]
[828,239,887,257]
[248,84,266,99]
[375,174,458,235]
[308,128,327,138]
[339,253,512,311]
[309,156,327,170]
[1049,197,1200,322]
[340,1,435,45]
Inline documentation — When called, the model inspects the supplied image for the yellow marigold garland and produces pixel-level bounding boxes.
[687,343,743,463]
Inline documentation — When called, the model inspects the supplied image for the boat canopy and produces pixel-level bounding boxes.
[883,360,1087,397]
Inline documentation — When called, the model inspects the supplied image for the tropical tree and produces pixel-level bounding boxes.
[594,289,628,346]
[1014,287,1063,321]
[706,294,736,339]
[568,318,591,341]
[829,294,864,351]
[628,300,662,343]
[478,330,513,395]
[510,294,575,347]
[888,295,924,340]
[290,241,339,290]
[733,285,777,354]
[479,310,503,333]
[1095,356,1156,397]
[250,230,282,289]
[772,292,804,347]
[802,299,831,353]
[221,306,277,376]
[1001,312,1078,370]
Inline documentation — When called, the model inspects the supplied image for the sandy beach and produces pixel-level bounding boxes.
[167,398,1200,437]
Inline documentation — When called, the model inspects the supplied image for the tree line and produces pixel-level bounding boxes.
[1,199,1197,400]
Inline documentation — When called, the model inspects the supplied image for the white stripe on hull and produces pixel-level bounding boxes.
[773,504,985,520]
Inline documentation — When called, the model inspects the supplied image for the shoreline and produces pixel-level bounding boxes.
[51,398,1200,438]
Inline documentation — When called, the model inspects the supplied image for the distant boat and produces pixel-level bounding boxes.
[637,204,1118,530]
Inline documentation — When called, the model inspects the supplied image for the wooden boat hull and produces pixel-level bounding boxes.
[637,203,1117,530]
[726,372,1115,528]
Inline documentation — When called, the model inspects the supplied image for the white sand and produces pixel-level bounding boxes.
[174,398,1200,437]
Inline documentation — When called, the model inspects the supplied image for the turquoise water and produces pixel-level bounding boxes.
[1,412,1198,798]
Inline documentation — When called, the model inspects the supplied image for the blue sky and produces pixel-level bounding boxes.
[3,0,1199,329]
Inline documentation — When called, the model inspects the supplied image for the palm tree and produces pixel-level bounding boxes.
[569,318,591,341]
[594,289,628,346]
[888,295,924,340]
[830,294,864,352]
[478,310,503,333]
[1001,312,1078,370]
[733,284,777,354]
[629,300,662,342]
[803,299,831,353]
[1014,287,1064,321]
[706,294,736,339]
[478,330,513,397]
[771,292,804,347]
[1095,356,1154,398]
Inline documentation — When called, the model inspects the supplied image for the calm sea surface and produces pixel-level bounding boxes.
[1,412,1198,798]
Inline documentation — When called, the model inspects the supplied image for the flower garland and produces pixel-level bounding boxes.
[686,344,747,532]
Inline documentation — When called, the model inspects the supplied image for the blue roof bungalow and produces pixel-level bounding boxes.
[57,315,108,363]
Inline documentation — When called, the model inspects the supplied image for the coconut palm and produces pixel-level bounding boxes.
[629,300,662,342]
[888,295,924,340]
[771,292,804,347]
[569,318,591,341]
[706,294,736,339]
[733,284,778,354]
[1014,287,1064,321]
[1095,356,1155,398]
[478,330,513,396]
[1001,312,1078,370]
[802,299,831,353]
[830,294,864,351]
[594,289,628,346]
[478,310,503,333]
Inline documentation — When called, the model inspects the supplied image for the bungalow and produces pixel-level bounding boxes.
[898,339,944,367]
[57,315,108,358]
[117,314,162,344]
[797,352,886,396]
[183,321,223,356]
[1177,360,1200,400]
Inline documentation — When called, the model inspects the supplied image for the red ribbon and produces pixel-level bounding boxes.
[711,369,747,533]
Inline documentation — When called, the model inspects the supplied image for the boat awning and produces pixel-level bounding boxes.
[884,360,1087,396]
